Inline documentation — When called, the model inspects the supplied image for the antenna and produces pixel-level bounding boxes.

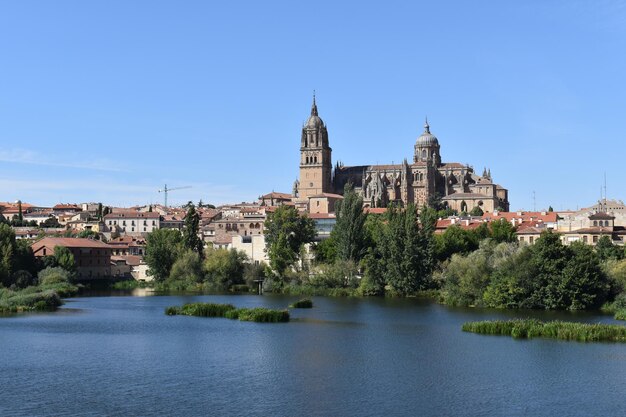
[604,171,606,213]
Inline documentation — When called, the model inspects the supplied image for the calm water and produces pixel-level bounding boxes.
[2,293,626,417]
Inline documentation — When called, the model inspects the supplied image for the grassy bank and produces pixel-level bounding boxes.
[462,319,626,342]
[165,302,289,323]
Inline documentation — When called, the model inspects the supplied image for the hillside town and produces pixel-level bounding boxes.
[1,194,624,283]
[2,98,625,283]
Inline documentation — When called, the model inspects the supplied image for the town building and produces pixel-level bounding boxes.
[292,96,510,213]
[103,211,160,235]
[31,237,112,279]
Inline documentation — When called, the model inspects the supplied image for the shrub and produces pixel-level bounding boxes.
[38,267,71,286]
[164,306,182,315]
[289,298,313,308]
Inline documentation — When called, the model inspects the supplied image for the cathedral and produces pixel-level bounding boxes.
[293,96,509,213]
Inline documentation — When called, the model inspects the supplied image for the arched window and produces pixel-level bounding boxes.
[605,220,610,227]
[422,149,427,160]
[314,156,318,163]
[593,221,597,226]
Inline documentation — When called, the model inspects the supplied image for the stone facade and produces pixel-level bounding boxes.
[293,97,509,212]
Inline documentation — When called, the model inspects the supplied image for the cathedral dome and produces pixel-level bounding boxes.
[305,114,324,129]
[416,119,438,146]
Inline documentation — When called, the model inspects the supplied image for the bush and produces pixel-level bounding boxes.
[289,298,313,308]
[164,306,181,315]
[38,267,71,286]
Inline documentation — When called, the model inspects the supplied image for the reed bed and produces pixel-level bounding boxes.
[462,319,626,342]
[289,298,313,308]
[165,302,289,323]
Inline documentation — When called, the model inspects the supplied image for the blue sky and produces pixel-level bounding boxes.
[1,1,625,210]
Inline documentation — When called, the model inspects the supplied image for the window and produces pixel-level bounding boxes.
[593,221,597,226]
[583,236,588,243]
[144,227,146,232]
[593,236,598,243]
[152,221,156,226]
[529,237,534,244]
[605,221,610,227]
[123,221,126,226]
[132,227,135,232]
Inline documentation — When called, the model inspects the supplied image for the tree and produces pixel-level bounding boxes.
[0,223,16,286]
[145,229,183,281]
[169,249,204,284]
[41,216,61,228]
[97,203,103,220]
[17,200,23,223]
[469,206,484,216]
[53,246,76,273]
[435,225,479,262]
[331,184,368,262]
[490,218,517,243]
[203,247,247,290]
[182,202,203,257]
[548,206,554,212]
[596,235,623,261]
[264,205,316,276]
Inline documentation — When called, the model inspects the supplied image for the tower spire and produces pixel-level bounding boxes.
[311,90,318,116]
[424,116,430,133]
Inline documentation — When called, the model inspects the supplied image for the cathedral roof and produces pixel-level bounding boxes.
[416,118,439,147]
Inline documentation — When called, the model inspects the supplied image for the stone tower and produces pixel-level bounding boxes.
[298,94,332,200]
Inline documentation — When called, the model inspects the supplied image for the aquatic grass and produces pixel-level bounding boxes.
[165,302,289,322]
[180,302,236,317]
[462,319,626,342]
[234,307,290,322]
[289,298,313,308]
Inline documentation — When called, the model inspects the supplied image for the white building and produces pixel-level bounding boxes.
[104,212,160,235]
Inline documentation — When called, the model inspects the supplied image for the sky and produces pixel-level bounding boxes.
[1,1,625,210]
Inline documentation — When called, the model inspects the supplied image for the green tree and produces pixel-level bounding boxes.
[313,237,337,264]
[169,249,204,284]
[264,205,316,276]
[469,206,484,216]
[145,228,183,281]
[0,223,16,286]
[489,218,517,243]
[203,247,247,290]
[435,225,479,262]
[53,246,76,273]
[332,184,368,262]
[596,235,623,261]
[182,202,203,257]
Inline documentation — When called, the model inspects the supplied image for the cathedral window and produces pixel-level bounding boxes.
[422,149,427,160]
[314,156,318,163]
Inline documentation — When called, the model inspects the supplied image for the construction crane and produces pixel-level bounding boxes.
[158,184,191,208]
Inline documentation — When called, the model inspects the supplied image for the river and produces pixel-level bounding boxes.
[1,293,626,416]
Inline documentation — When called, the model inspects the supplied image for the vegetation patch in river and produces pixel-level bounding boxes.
[462,319,626,342]
[165,302,289,322]
[289,298,313,308]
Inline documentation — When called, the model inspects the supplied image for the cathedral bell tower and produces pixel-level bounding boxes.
[298,94,332,201]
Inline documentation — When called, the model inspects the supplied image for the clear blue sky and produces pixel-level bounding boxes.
[1,1,625,210]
